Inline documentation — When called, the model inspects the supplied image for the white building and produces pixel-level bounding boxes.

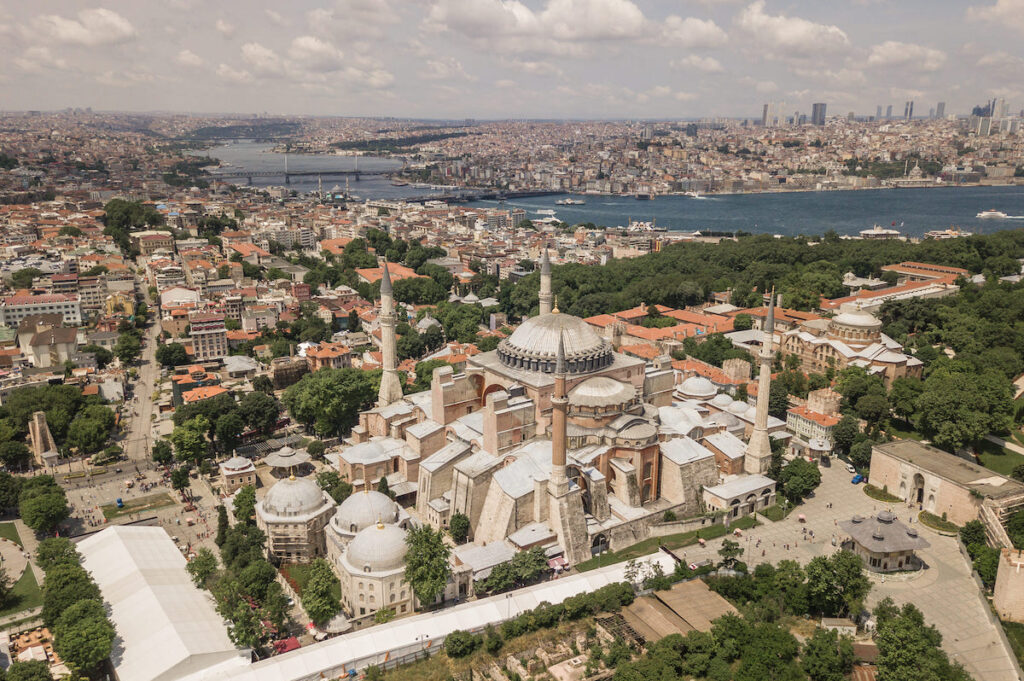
[0,293,82,327]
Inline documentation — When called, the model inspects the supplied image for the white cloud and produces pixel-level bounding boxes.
[28,8,135,47]
[967,0,1024,33]
[755,80,778,93]
[96,69,154,88]
[265,9,288,27]
[661,16,727,48]
[215,19,235,38]
[241,43,285,77]
[495,79,517,88]
[977,51,1024,70]
[867,41,946,72]
[674,91,698,101]
[308,0,400,38]
[501,58,563,77]
[671,55,724,73]
[647,85,672,97]
[14,46,69,73]
[216,63,252,83]
[288,36,345,72]
[735,1,849,57]
[176,49,204,68]
[423,56,475,81]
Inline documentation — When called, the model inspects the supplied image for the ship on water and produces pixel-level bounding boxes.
[977,209,1008,219]
[555,197,586,205]
[625,219,667,233]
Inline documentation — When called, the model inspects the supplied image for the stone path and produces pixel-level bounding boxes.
[655,464,1022,681]
[987,434,1024,457]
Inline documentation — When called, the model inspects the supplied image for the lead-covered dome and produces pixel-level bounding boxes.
[334,490,399,532]
[497,312,613,375]
[679,376,716,400]
[832,310,882,329]
[260,476,333,518]
[346,523,408,572]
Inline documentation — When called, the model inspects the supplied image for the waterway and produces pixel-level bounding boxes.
[194,142,1024,238]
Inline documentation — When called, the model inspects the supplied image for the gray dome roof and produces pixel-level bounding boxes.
[679,376,716,399]
[832,310,882,329]
[711,393,733,408]
[497,312,613,375]
[261,477,332,518]
[728,400,749,415]
[334,490,399,532]
[569,377,635,408]
[346,523,408,572]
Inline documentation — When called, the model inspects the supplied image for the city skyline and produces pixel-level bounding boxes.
[0,0,1020,118]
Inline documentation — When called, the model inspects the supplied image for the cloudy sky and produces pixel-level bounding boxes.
[0,0,1021,119]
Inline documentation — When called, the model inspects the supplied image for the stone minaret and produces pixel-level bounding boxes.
[377,260,404,407]
[538,248,553,316]
[547,331,589,564]
[550,332,569,493]
[744,289,776,474]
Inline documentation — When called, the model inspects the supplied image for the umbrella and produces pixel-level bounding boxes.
[798,514,806,522]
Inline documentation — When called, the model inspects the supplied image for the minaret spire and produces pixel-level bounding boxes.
[538,247,553,316]
[377,259,403,407]
[550,332,568,489]
[744,287,776,474]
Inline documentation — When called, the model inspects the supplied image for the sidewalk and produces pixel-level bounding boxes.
[987,434,1024,457]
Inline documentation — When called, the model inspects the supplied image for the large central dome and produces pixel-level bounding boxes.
[497,312,614,375]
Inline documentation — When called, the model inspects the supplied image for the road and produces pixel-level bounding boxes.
[122,318,161,465]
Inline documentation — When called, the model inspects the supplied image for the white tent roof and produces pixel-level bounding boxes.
[77,526,250,681]
[201,552,677,681]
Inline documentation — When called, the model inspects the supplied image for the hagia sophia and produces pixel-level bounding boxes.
[256,252,789,623]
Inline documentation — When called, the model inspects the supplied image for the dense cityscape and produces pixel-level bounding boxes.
[0,2,1023,681]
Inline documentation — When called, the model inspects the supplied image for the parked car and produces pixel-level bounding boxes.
[846,463,856,474]
[851,474,864,484]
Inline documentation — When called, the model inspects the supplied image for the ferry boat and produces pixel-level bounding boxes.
[684,190,704,199]
[977,209,1008,219]
[626,219,667,233]
[535,209,557,216]
[555,197,586,205]
[923,227,972,240]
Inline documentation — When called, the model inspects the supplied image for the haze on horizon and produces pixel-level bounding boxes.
[0,0,1020,120]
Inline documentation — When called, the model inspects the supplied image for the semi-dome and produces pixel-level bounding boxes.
[497,312,613,375]
[346,523,408,572]
[679,376,716,399]
[569,376,636,408]
[334,490,399,532]
[261,476,332,518]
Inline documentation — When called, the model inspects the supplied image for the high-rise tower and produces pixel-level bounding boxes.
[538,248,553,316]
[811,103,827,126]
[744,290,776,475]
[376,260,404,407]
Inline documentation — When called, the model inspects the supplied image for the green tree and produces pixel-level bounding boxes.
[307,440,325,458]
[915,366,1013,451]
[237,391,279,435]
[152,439,174,465]
[187,547,219,587]
[41,563,101,627]
[156,343,190,366]
[114,331,141,364]
[19,477,69,535]
[0,441,30,469]
[960,520,987,548]
[216,505,230,547]
[449,512,470,544]
[768,381,790,419]
[10,268,43,289]
[81,344,113,369]
[804,551,870,617]
[215,411,245,453]
[888,377,922,422]
[778,457,822,504]
[733,313,753,331]
[316,471,353,504]
[170,425,206,465]
[848,439,874,470]
[252,375,275,394]
[6,660,55,681]
[52,598,115,674]
[0,473,22,510]
[170,467,191,491]
[404,524,451,607]
[376,475,394,499]
[802,627,854,681]
[234,485,256,524]
[444,630,481,658]
[833,415,860,456]
[282,368,378,437]
[302,558,341,624]
[35,538,78,572]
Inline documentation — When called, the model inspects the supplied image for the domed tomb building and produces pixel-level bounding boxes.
[337,520,413,620]
[255,475,336,562]
[325,489,410,566]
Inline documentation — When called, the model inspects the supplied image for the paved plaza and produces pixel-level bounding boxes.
[654,463,1022,681]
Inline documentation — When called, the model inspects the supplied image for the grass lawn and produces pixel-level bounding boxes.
[918,511,959,534]
[886,420,925,441]
[975,439,1024,477]
[0,568,43,618]
[577,515,760,572]
[281,564,341,603]
[0,522,22,546]
[1002,620,1024,668]
[760,504,793,522]
[864,484,903,503]
[101,492,177,519]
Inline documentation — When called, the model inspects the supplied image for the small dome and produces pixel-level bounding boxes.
[261,477,332,517]
[832,310,882,329]
[497,312,613,375]
[335,490,399,532]
[872,525,885,541]
[569,377,635,408]
[463,292,480,303]
[876,510,896,524]
[728,400,749,415]
[711,393,733,408]
[221,455,253,472]
[679,376,716,399]
[346,523,408,572]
